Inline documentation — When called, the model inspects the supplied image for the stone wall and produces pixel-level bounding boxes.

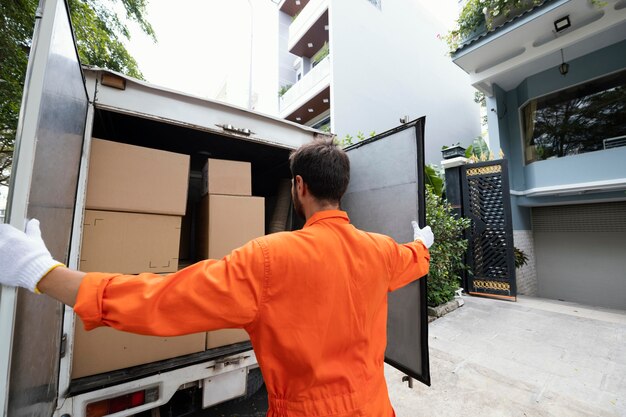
[513,230,537,296]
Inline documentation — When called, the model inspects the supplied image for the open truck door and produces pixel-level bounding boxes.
[0,0,88,415]
[341,118,430,386]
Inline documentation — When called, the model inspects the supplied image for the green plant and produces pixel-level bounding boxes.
[311,42,329,67]
[514,247,529,269]
[335,131,376,148]
[425,164,444,198]
[425,185,471,307]
[442,0,605,54]
[465,135,491,160]
[278,84,292,98]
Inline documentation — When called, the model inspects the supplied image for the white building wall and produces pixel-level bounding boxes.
[329,0,480,164]
[279,12,298,90]
[212,1,279,115]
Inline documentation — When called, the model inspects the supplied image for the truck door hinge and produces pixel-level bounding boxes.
[60,334,67,358]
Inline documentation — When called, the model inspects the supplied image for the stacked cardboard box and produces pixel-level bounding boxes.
[72,138,205,379]
[198,159,265,349]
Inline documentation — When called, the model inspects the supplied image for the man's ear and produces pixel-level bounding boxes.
[296,175,308,197]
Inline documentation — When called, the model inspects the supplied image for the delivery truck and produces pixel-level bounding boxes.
[0,0,430,416]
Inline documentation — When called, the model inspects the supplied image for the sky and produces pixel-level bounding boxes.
[122,0,458,104]
[122,0,279,103]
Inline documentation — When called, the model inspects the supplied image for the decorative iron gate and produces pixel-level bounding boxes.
[461,160,516,301]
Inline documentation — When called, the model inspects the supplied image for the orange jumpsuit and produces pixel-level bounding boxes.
[75,210,430,417]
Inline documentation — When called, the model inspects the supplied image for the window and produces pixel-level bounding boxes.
[521,70,626,164]
[311,116,331,133]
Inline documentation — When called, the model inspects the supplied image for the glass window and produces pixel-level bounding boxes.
[311,116,331,132]
[522,70,626,164]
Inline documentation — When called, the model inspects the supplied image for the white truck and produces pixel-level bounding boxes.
[0,1,431,416]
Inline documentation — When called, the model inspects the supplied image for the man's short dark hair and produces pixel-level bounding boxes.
[289,138,350,203]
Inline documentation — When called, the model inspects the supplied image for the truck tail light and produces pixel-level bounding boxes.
[86,387,159,417]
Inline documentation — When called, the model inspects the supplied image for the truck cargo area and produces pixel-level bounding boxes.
[68,107,300,395]
[91,108,299,236]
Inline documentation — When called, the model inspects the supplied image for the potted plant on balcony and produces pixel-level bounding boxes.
[311,42,329,68]
[278,84,292,98]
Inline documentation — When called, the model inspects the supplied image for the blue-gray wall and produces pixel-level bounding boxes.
[489,39,626,230]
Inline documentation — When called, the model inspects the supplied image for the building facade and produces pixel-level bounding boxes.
[452,0,626,309]
[277,0,481,163]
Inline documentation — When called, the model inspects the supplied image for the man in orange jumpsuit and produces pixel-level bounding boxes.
[0,138,433,416]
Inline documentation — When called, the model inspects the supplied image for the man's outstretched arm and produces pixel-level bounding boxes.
[37,267,85,307]
[0,219,267,337]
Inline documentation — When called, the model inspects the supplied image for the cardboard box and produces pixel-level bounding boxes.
[206,329,250,349]
[202,158,251,196]
[80,210,181,274]
[197,195,265,260]
[86,138,190,215]
[72,320,205,379]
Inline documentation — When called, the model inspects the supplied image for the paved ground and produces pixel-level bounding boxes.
[193,295,626,416]
[387,295,626,417]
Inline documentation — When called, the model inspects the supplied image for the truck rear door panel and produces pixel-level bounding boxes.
[0,0,88,414]
[341,119,430,385]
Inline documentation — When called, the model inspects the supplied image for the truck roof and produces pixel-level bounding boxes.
[82,66,331,137]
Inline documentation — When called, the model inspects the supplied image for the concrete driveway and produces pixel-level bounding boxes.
[386,295,626,417]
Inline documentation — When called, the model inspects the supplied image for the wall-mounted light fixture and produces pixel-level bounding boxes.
[554,15,571,32]
[559,49,569,76]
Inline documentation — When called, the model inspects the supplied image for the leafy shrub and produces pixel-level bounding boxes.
[514,247,529,269]
[425,185,471,307]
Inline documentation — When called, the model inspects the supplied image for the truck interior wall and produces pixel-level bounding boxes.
[91,108,297,261]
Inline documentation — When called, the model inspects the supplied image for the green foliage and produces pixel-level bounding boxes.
[442,0,605,54]
[425,164,444,198]
[278,84,292,97]
[0,0,36,186]
[335,131,376,148]
[0,0,154,186]
[425,185,471,307]
[465,135,491,160]
[311,41,329,67]
[514,247,529,269]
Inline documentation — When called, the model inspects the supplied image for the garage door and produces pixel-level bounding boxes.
[533,202,626,310]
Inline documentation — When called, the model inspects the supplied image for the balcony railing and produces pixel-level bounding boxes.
[279,55,330,117]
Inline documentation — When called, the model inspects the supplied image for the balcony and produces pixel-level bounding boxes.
[279,0,310,17]
[288,0,329,58]
[280,55,331,123]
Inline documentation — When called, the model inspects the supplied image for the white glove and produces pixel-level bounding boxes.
[0,219,64,293]
[411,221,434,249]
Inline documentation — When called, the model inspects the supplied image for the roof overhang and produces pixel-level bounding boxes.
[452,0,626,96]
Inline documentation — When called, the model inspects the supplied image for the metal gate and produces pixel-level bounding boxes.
[461,160,516,301]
